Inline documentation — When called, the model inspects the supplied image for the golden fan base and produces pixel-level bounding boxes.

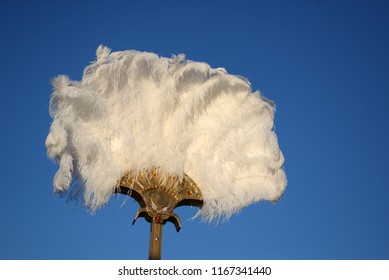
[115,168,203,259]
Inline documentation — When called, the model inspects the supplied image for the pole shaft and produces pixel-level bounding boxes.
[149,221,162,260]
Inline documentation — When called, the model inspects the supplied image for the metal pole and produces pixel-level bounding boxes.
[149,219,163,260]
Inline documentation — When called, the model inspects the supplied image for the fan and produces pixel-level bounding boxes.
[46,45,287,258]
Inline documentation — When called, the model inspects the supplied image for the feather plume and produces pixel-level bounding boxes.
[46,45,287,222]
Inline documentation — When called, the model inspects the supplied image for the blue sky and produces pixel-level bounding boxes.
[1,0,388,260]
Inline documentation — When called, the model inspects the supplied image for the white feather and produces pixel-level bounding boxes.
[46,45,287,222]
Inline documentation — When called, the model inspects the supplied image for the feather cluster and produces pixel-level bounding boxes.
[46,45,286,222]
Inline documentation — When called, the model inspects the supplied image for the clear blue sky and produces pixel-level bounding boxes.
[1,0,388,260]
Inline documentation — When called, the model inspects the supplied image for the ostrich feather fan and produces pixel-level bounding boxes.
[46,45,287,222]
